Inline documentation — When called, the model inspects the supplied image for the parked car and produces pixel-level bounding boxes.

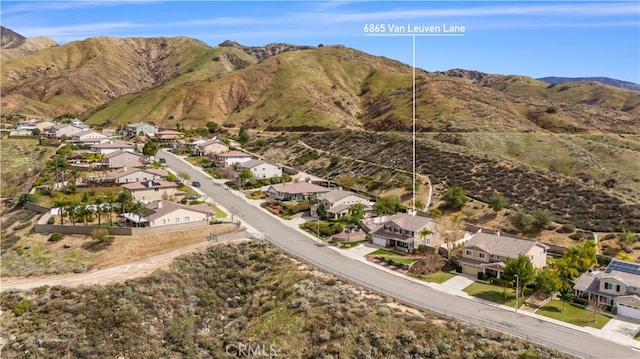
[202,163,214,168]
[158,158,166,163]
[187,195,198,201]
[192,181,201,187]
[173,178,182,183]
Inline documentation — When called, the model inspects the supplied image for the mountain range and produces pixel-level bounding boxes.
[1,27,638,135]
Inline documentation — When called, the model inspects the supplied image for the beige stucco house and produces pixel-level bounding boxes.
[267,182,330,201]
[458,232,549,279]
[106,150,146,168]
[317,189,373,219]
[107,167,167,183]
[215,151,253,167]
[574,259,640,320]
[369,213,438,252]
[71,130,110,145]
[122,180,178,202]
[124,200,213,228]
[43,124,86,139]
[192,139,229,157]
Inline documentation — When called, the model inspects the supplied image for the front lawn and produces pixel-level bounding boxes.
[463,282,531,308]
[537,300,610,329]
[387,257,420,265]
[368,249,406,256]
[408,272,455,284]
[634,330,640,341]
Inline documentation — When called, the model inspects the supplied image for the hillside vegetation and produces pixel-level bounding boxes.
[1,35,638,134]
[1,241,570,358]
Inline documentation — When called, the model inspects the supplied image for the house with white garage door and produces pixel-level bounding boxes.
[369,213,438,253]
[573,259,640,320]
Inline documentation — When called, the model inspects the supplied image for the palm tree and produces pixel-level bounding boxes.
[95,198,104,226]
[116,192,133,226]
[65,202,80,226]
[52,198,68,225]
[342,204,365,242]
[129,201,149,227]
[418,228,433,254]
[104,192,116,227]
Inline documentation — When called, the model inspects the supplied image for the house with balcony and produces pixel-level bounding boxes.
[238,159,282,179]
[369,213,438,252]
[573,259,640,320]
[122,180,178,202]
[192,139,229,157]
[317,189,373,219]
[71,130,110,145]
[215,150,253,167]
[458,232,549,279]
[90,141,136,155]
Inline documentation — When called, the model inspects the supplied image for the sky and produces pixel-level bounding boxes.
[1,1,639,83]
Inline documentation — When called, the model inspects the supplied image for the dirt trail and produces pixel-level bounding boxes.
[1,237,250,291]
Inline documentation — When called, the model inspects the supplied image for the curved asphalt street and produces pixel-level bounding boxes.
[164,151,635,359]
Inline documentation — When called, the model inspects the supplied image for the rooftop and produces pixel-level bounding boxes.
[121,180,177,190]
[218,150,252,158]
[269,182,329,195]
[318,189,369,203]
[463,232,549,258]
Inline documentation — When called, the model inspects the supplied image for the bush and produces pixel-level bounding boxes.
[47,217,55,225]
[48,233,63,242]
[13,299,31,316]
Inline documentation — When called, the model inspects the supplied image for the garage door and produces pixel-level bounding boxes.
[372,236,387,247]
[617,303,640,320]
[462,264,480,276]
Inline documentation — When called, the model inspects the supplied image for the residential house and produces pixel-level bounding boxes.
[35,120,56,131]
[106,150,146,168]
[458,232,549,279]
[267,182,330,201]
[107,167,167,183]
[71,130,110,145]
[16,119,38,131]
[317,189,373,219]
[192,139,229,157]
[370,213,438,252]
[43,124,86,139]
[155,130,184,144]
[215,150,253,167]
[91,140,136,155]
[123,122,159,137]
[122,180,178,202]
[574,259,640,320]
[238,159,282,179]
[124,200,213,228]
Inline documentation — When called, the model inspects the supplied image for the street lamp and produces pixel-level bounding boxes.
[514,274,519,312]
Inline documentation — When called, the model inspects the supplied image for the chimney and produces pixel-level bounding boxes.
[157,201,162,208]
[496,230,501,236]
[122,165,127,172]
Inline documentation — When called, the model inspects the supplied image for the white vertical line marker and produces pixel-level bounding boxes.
[412,34,416,216]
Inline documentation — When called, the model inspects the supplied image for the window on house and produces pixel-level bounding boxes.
[175,218,180,223]
[394,228,400,233]
[605,283,612,290]
[383,225,390,232]
[465,250,472,256]
[478,253,486,259]
[616,285,621,292]
[185,216,190,222]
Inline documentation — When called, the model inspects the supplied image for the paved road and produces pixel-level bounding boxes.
[163,151,636,359]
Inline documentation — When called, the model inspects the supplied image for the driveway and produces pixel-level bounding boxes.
[600,316,640,348]
[438,273,475,295]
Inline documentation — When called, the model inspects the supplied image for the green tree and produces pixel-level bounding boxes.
[56,145,73,156]
[239,168,253,180]
[488,193,508,212]
[443,186,468,209]
[32,128,41,136]
[435,214,462,260]
[562,240,597,275]
[374,194,402,215]
[142,140,160,159]
[503,253,535,290]
[52,198,68,225]
[535,267,562,295]
[206,121,220,134]
[18,193,37,205]
[341,203,365,242]
[238,125,250,145]
[531,208,553,228]
[558,282,575,311]
[510,210,535,233]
